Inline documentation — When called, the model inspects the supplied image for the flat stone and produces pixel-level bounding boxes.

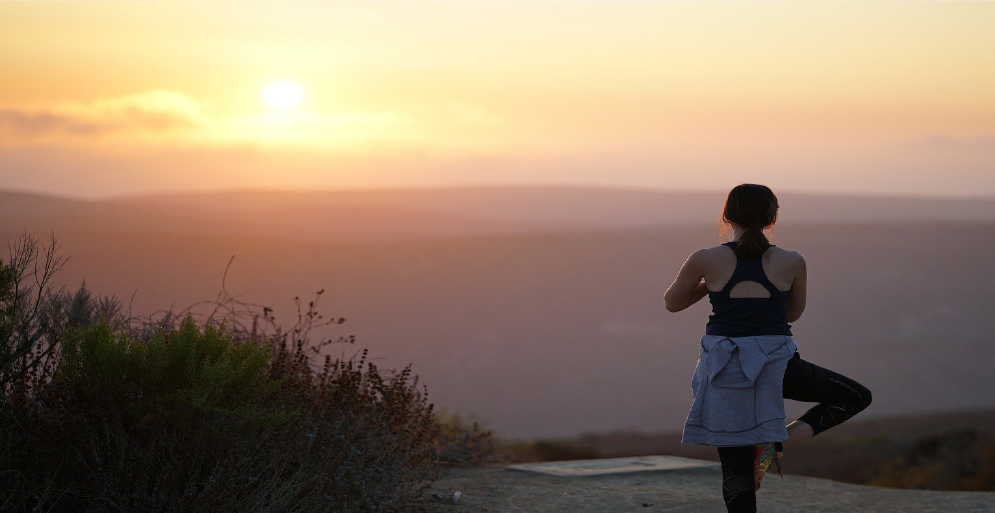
[506,455,719,477]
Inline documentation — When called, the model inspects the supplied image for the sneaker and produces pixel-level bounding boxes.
[754,442,783,490]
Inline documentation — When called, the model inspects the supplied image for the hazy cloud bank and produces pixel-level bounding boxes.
[0,90,207,141]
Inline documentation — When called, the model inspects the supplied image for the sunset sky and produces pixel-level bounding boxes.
[1,1,994,199]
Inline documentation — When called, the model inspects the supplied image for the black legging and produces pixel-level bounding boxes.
[718,352,873,513]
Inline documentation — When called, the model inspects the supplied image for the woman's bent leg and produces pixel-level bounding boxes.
[717,446,756,513]
[782,354,872,437]
[784,419,815,448]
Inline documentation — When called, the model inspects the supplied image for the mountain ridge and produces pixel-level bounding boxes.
[4,186,995,241]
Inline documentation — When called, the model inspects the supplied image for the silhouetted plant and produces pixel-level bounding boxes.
[1,233,125,404]
[1,233,127,511]
[434,410,501,466]
[1,240,454,512]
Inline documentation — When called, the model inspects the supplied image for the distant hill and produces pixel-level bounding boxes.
[5,186,995,242]
[2,186,994,438]
[116,186,995,227]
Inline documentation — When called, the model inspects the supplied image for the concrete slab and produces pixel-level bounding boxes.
[506,455,719,477]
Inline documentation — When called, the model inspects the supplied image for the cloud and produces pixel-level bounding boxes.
[0,90,207,140]
[0,89,506,155]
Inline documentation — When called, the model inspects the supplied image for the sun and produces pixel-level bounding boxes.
[261,80,304,110]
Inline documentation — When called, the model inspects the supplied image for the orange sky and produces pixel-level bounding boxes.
[1,1,994,198]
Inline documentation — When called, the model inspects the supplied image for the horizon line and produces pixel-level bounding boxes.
[2,183,995,204]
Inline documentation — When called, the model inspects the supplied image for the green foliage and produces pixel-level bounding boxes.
[5,312,444,513]
[1,234,125,405]
[0,237,449,512]
[58,317,285,434]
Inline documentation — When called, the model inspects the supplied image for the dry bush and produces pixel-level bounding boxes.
[434,410,501,466]
[1,238,456,512]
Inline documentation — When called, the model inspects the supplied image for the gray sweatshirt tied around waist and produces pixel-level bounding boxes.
[682,334,797,446]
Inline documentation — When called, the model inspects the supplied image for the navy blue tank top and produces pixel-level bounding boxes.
[705,241,792,337]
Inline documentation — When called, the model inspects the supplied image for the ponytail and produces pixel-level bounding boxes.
[736,225,770,261]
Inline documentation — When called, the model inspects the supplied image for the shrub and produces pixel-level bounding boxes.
[24,319,292,512]
[1,236,445,512]
[434,410,501,466]
[58,317,284,435]
[1,234,125,406]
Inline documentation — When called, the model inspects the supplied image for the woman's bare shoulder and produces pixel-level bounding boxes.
[769,246,806,266]
[686,245,736,271]
[693,244,734,259]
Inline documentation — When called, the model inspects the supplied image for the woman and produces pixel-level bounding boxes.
[664,184,872,513]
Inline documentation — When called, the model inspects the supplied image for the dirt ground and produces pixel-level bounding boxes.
[417,463,995,513]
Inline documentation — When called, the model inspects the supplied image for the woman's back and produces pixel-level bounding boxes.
[700,243,802,296]
[663,241,807,323]
[699,242,805,337]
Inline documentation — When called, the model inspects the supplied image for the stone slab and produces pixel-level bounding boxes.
[506,455,719,477]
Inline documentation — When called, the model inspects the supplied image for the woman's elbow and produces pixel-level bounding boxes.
[664,295,687,312]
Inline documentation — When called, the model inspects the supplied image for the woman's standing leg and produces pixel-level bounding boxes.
[717,354,871,513]
[782,352,873,446]
[717,446,756,513]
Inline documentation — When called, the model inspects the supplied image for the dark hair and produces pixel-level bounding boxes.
[721,184,779,261]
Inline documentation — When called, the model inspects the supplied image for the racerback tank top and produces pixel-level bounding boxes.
[705,241,792,337]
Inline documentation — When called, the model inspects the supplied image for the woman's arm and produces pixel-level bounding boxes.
[785,253,807,322]
[664,250,709,312]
